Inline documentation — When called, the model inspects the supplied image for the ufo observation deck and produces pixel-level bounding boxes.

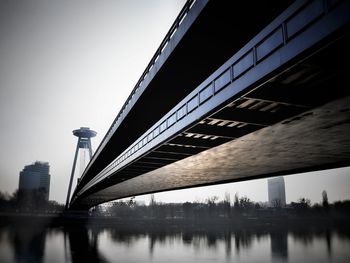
[73,127,97,139]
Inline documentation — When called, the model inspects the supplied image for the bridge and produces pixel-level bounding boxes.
[70,0,350,210]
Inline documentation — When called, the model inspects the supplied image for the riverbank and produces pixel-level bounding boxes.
[1,211,349,232]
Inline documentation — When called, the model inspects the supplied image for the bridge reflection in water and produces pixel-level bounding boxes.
[0,220,349,263]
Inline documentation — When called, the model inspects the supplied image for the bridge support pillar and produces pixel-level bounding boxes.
[65,127,97,209]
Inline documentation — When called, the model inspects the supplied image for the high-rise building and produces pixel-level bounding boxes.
[268,176,286,207]
[18,161,50,201]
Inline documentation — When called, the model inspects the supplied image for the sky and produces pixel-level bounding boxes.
[0,0,349,206]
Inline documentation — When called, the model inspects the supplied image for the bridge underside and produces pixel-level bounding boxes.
[69,0,350,209]
[73,29,350,209]
[83,95,350,208]
[76,0,292,193]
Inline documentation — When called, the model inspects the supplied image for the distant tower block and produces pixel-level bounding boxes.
[268,176,286,207]
[66,127,97,208]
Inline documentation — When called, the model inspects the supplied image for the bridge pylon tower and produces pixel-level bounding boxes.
[65,127,97,209]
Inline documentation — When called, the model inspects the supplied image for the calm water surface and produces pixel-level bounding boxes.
[0,220,350,263]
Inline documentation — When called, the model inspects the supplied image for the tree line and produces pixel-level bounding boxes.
[0,189,64,213]
[1,188,349,218]
[91,191,350,219]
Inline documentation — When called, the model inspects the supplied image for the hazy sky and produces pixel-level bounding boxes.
[0,0,349,205]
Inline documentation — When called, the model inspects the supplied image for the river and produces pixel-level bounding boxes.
[0,218,349,262]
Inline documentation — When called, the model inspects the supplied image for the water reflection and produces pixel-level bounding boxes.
[10,224,46,263]
[326,229,332,258]
[291,228,336,259]
[234,230,254,254]
[270,232,288,262]
[64,226,109,263]
[1,221,350,262]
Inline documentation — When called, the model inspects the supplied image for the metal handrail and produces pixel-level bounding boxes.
[79,0,196,182]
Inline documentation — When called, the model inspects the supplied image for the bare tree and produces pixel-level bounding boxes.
[272,199,282,209]
[234,193,240,209]
[150,194,156,206]
[322,190,329,212]
[239,196,253,210]
[224,192,231,205]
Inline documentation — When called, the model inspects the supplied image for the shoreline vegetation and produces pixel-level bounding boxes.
[1,190,349,229]
[1,211,350,232]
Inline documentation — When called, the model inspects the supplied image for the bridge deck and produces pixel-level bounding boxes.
[76,0,292,194]
[71,0,350,209]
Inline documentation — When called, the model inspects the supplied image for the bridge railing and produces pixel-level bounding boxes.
[74,0,350,199]
[79,0,197,180]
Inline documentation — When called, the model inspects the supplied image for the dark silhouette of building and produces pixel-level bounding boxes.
[18,161,50,201]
